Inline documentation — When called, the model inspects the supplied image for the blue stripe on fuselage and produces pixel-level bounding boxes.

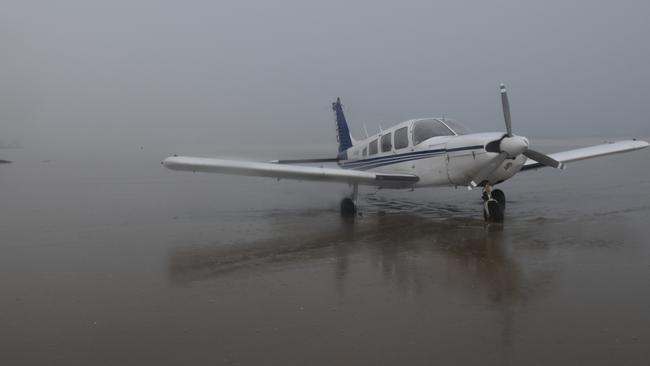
[346,151,445,170]
[342,149,442,166]
[339,145,483,171]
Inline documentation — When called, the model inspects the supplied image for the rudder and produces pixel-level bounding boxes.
[332,97,353,153]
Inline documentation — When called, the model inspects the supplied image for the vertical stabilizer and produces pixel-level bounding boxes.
[332,98,354,153]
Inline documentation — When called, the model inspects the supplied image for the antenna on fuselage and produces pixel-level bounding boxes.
[379,125,383,132]
[363,124,370,138]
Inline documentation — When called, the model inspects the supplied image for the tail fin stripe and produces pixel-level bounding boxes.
[332,97,354,153]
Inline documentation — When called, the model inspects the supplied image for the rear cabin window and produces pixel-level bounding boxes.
[412,119,454,145]
[394,127,409,149]
[381,133,392,152]
[369,139,378,155]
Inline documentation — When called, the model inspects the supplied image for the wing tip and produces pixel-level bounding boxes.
[162,155,184,169]
[634,139,650,148]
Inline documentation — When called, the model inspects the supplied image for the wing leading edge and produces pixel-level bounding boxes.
[521,139,649,171]
[162,156,419,188]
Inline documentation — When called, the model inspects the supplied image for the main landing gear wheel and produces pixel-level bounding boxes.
[340,198,357,216]
[483,187,506,223]
[340,183,359,217]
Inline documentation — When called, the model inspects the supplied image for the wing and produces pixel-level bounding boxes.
[521,139,649,171]
[162,156,419,188]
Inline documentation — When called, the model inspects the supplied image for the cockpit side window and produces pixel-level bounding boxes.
[362,147,367,157]
[412,119,454,145]
[369,139,378,155]
[394,127,409,149]
[380,133,392,152]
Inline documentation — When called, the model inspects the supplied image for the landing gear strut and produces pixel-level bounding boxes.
[482,185,506,223]
[340,184,358,217]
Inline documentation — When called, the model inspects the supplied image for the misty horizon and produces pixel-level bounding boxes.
[2,0,649,155]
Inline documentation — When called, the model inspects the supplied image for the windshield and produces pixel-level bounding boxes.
[440,118,470,135]
[412,119,454,145]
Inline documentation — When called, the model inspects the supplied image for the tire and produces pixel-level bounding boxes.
[491,189,506,206]
[486,200,504,223]
[340,198,357,216]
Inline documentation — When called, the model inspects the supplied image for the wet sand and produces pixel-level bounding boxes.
[1,139,649,365]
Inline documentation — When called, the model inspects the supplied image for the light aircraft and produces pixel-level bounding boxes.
[163,84,649,222]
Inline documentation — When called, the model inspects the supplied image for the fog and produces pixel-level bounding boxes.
[2,4,650,364]
[1,0,649,155]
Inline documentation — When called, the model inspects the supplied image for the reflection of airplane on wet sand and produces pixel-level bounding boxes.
[168,213,529,297]
[167,213,540,328]
[162,84,649,222]
[167,213,543,358]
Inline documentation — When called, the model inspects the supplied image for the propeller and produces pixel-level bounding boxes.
[522,149,565,169]
[468,83,564,189]
[500,84,513,137]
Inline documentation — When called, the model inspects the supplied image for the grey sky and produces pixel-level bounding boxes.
[1,0,649,153]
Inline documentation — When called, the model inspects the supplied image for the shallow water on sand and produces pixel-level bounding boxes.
[1,139,649,365]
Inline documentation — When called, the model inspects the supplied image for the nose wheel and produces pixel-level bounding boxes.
[482,185,506,222]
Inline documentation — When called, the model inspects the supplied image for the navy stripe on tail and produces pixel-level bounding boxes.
[332,98,353,153]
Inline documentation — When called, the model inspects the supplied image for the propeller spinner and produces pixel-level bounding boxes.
[468,84,565,189]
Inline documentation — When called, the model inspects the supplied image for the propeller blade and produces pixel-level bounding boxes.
[468,152,508,189]
[523,149,566,169]
[500,83,512,137]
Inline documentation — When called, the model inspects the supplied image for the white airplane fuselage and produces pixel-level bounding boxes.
[338,121,526,188]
